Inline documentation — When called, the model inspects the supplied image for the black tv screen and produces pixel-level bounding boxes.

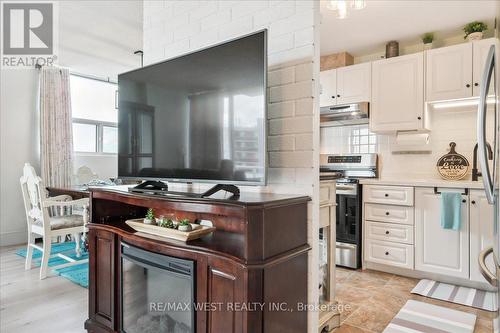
[118,31,267,185]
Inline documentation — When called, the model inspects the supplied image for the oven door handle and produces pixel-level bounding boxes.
[122,253,192,279]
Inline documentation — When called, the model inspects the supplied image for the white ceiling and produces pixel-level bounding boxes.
[321,0,498,56]
[58,1,143,80]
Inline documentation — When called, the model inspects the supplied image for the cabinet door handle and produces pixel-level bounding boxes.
[475,82,479,87]
[385,251,389,256]
[385,231,390,235]
[384,193,389,197]
[462,199,466,203]
[471,200,476,204]
[479,247,498,287]
[466,83,471,88]
[417,116,422,120]
[337,94,340,97]
[385,212,390,216]
[331,95,335,99]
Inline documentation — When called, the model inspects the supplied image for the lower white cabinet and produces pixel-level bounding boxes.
[365,239,414,269]
[470,190,496,283]
[366,221,414,244]
[414,187,469,279]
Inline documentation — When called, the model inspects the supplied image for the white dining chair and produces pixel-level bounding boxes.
[20,163,89,279]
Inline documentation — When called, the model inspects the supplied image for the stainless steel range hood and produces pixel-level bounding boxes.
[320,102,369,127]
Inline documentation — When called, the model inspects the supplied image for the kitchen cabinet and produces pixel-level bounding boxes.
[469,189,495,283]
[320,69,337,107]
[335,62,371,105]
[426,43,473,101]
[426,38,498,101]
[414,187,469,279]
[473,38,498,97]
[370,52,425,132]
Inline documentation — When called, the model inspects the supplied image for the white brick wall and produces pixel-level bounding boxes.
[143,2,320,331]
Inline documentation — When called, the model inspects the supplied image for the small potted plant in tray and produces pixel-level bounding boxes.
[144,208,155,225]
[158,216,176,229]
[178,218,192,232]
[422,32,434,50]
[464,21,487,41]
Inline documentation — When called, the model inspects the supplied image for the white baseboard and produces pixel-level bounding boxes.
[0,230,27,247]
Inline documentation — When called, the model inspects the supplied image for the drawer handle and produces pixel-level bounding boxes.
[385,212,390,216]
[384,193,389,197]
[385,251,389,256]
[385,231,390,235]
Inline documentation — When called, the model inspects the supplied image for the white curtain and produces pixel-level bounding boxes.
[39,67,73,188]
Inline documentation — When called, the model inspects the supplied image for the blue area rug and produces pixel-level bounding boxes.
[16,241,89,288]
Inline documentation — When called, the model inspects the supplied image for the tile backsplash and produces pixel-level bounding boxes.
[320,106,494,180]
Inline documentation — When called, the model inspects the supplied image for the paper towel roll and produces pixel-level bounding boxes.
[395,132,429,145]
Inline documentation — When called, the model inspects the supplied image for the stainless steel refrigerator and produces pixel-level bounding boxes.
[477,37,500,333]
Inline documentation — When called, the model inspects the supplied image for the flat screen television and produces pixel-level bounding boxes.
[118,30,267,186]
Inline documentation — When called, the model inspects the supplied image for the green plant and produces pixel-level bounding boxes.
[145,208,154,220]
[159,218,175,229]
[463,21,488,38]
[422,32,434,44]
[179,218,190,226]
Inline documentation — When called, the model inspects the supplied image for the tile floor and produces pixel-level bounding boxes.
[332,268,495,333]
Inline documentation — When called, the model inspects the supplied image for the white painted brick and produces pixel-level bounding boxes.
[164,12,189,31]
[174,22,201,41]
[268,135,295,151]
[268,66,295,87]
[295,98,313,116]
[268,33,294,54]
[269,81,313,102]
[295,0,315,9]
[173,0,199,15]
[218,17,253,40]
[231,0,268,19]
[190,28,219,49]
[200,9,231,30]
[295,133,313,150]
[295,62,313,82]
[189,1,219,22]
[295,168,314,185]
[268,44,314,66]
[268,101,294,119]
[269,151,313,168]
[269,116,312,135]
[164,39,190,59]
[294,27,313,48]
[144,47,165,65]
[267,168,296,184]
[253,1,295,28]
[269,9,313,37]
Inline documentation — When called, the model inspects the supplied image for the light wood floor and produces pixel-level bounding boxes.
[333,267,495,333]
[0,245,87,333]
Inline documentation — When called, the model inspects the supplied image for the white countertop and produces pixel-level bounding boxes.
[359,178,486,189]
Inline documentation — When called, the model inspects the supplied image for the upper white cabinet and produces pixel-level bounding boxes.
[426,38,498,101]
[473,38,498,97]
[370,52,425,133]
[414,187,469,279]
[319,69,337,107]
[335,62,371,105]
[426,43,473,101]
[469,190,496,283]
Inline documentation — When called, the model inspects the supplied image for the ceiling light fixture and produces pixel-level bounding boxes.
[326,0,366,19]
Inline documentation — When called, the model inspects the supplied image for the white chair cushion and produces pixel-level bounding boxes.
[35,215,84,230]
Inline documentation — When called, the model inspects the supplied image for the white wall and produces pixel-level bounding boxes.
[0,69,40,246]
[143,1,320,331]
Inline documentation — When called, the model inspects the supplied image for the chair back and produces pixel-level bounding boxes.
[74,166,98,185]
[20,163,50,232]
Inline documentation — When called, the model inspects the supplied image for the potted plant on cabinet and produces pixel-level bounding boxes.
[178,219,192,232]
[144,208,155,225]
[422,32,434,50]
[463,21,487,41]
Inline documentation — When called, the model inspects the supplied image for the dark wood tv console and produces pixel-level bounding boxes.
[83,188,310,333]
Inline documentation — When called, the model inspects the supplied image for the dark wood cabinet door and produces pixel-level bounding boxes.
[88,228,117,331]
[206,257,245,333]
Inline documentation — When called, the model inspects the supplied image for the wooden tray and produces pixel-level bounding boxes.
[125,218,216,242]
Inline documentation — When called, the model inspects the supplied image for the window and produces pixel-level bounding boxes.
[71,75,118,154]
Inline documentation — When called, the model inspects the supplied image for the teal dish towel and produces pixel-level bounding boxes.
[440,192,462,230]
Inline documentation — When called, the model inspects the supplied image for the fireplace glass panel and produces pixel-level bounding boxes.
[121,244,195,333]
